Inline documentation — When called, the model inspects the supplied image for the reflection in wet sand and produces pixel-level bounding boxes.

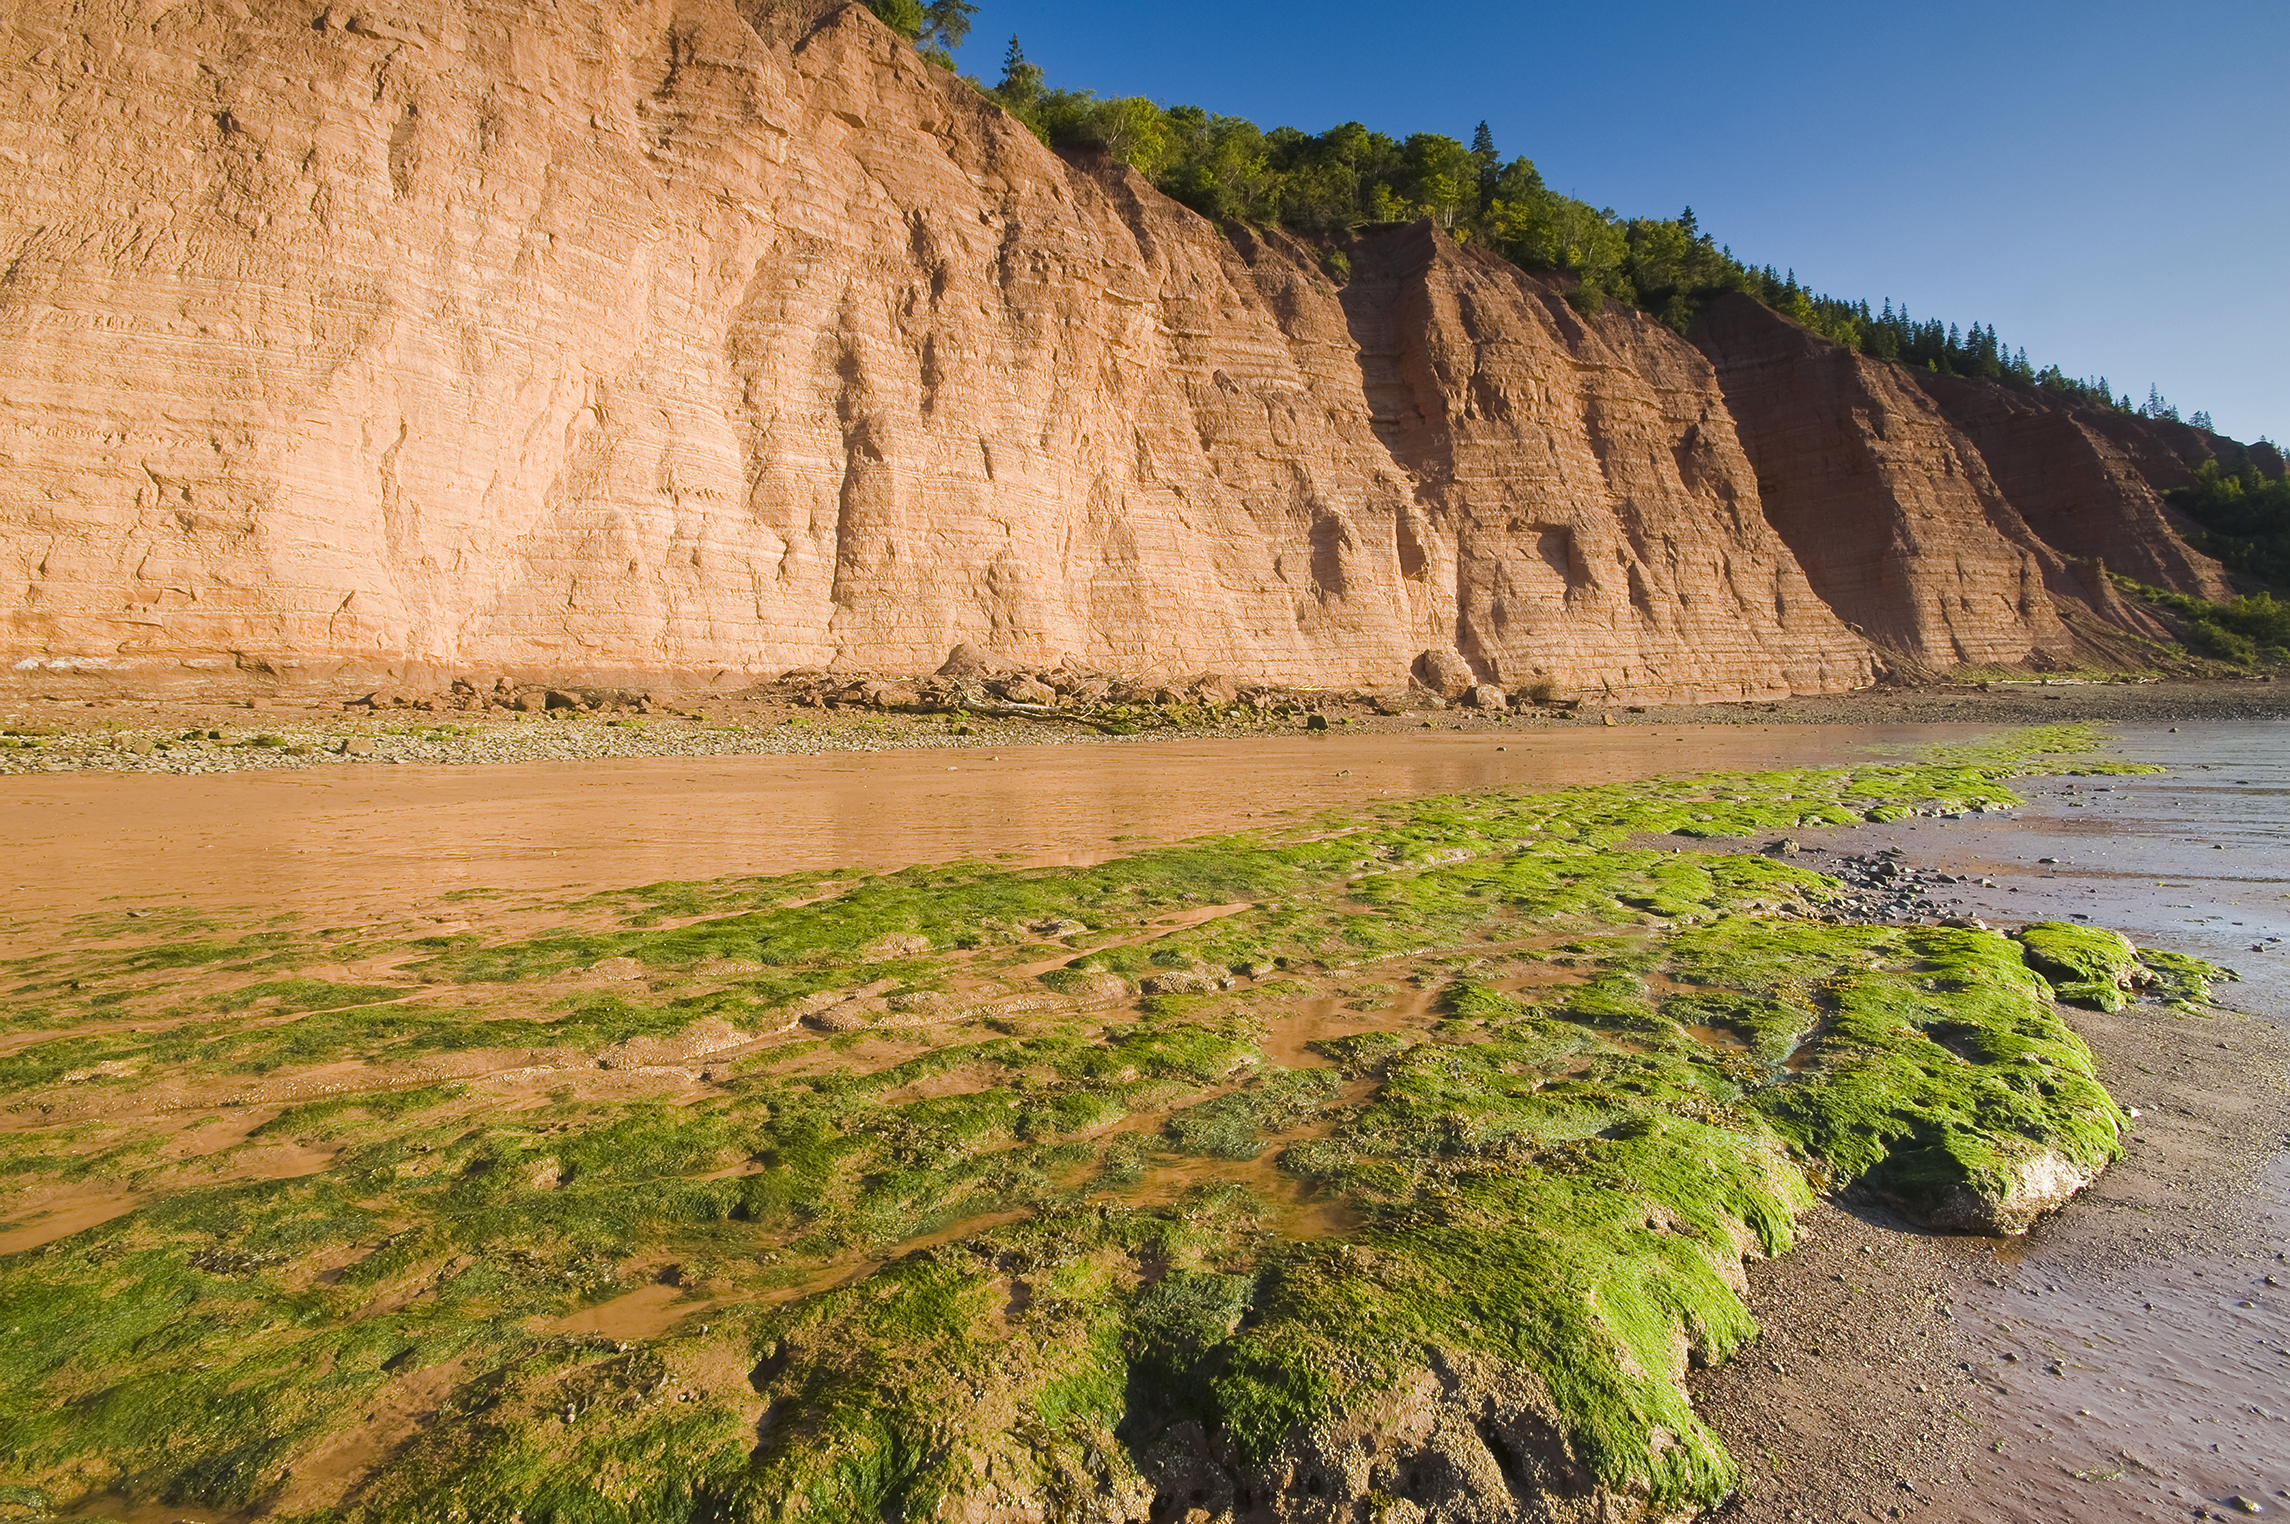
[0,722,1985,948]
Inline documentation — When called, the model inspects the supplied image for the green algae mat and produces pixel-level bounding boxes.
[0,727,2226,1522]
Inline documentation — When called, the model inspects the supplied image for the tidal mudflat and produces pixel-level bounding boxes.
[0,722,2263,1522]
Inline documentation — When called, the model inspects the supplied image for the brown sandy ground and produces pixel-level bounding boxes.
[0,721,2187,1523]
[2,681,2282,1520]
[0,675,2285,778]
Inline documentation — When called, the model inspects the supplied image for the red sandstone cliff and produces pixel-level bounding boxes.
[1337,228,1870,698]
[0,0,2250,696]
[1690,295,2240,668]
[1908,373,2230,601]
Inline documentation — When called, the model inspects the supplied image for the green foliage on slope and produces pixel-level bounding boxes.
[2115,575,2290,667]
[2168,459,2290,588]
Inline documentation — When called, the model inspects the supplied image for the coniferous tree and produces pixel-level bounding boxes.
[1470,120,1499,204]
[993,36,1044,115]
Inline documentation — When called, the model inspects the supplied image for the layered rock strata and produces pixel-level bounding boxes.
[1911,373,2231,601]
[1338,227,1870,699]
[0,0,2252,697]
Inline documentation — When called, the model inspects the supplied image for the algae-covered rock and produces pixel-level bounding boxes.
[1709,921,2125,1235]
[2015,920,2139,1010]
[1139,970,1220,996]
[2134,944,2232,1009]
[1039,966,1136,1002]
[1916,1147,2105,1235]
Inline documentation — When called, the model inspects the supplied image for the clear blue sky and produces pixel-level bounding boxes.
[950,0,2287,445]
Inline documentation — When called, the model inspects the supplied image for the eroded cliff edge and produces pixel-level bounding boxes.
[0,0,2257,699]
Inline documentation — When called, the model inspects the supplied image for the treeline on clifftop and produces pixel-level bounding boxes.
[946,31,2147,414]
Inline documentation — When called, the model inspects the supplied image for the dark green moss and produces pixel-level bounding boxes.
[2015,921,2139,1011]
[1163,1068,1340,1159]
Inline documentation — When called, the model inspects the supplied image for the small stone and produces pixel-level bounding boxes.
[1305,712,1329,731]
[1412,648,1476,700]
[992,674,1056,705]
[936,642,1005,678]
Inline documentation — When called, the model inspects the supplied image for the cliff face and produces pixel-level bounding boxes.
[1690,294,2241,667]
[1908,371,2231,601]
[1338,229,1870,698]
[0,0,2242,695]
